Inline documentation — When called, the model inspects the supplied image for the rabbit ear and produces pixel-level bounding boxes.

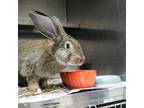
[51,16,67,36]
[29,10,61,42]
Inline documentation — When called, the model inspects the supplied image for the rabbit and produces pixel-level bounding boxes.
[18,10,85,94]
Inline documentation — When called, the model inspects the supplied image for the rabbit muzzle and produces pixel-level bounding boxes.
[68,54,85,66]
[55,48,85,66]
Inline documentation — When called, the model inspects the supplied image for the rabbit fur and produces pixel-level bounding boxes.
[18,10,85,92]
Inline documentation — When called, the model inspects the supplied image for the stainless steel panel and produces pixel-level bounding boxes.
[67,0,126,31]
[19,86,126,108]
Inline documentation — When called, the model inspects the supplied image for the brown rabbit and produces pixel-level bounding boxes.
[18,10,85,94]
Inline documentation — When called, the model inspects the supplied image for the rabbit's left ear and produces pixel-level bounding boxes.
[51,16,67,36]
[29,10,61,42]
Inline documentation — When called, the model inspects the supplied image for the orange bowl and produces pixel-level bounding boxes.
[60,70,96,89]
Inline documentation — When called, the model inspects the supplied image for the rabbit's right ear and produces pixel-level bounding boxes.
[29,10,61,42]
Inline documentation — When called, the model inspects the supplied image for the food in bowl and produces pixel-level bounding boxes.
[60,70,96,89]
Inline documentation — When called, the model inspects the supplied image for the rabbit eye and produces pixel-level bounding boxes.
[65,42,71,49]
[66,43,70,49]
